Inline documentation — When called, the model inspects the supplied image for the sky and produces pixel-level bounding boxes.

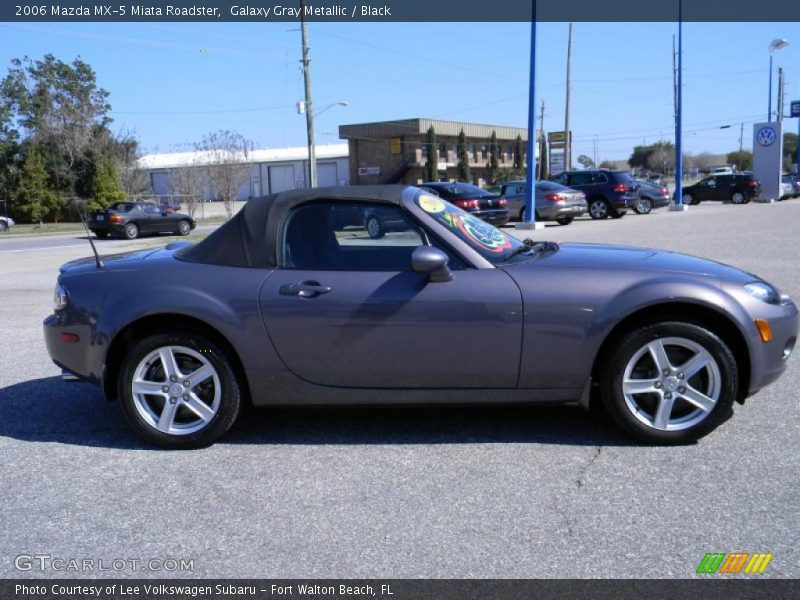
[1,21,799,164]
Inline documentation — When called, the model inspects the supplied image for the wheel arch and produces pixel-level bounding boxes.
[590,301,750,403]
[104,313,251,405]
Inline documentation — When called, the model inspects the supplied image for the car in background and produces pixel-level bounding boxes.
[712,166,735,176]
[418,182,509,226]
[633,180,671,214]
[678,174,760,205]
[779,180,795,201]
[0,215,14,233]
[495,180,587,225]
[159,198,183,214]
[549,169,639,219]
[90,201,196,240]
[781,174,800,198]
[647,173,666,186]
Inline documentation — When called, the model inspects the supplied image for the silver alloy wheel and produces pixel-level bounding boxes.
[131,345,221,435]
[732,192,745,204]
[125,223,138,239]
[366,217,381,238]
[589,199,608,219]
[178,220,191,235]
[621,336,721,431]
[637,198,653,214]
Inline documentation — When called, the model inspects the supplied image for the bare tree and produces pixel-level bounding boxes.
[169,161,206,218]
[195,130,251,219]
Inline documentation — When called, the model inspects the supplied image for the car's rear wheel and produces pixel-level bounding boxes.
[556,216,574,226]
[634,197,653,214]
[731,192,747,204]
[365,215,384,239]
[588,198,610,219]
[599,322,737,443]
[177,220,191,236]
[118,333,241,449]
[124,223,139,240]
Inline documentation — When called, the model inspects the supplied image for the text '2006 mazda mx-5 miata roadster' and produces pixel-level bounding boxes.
[44,186,798,448]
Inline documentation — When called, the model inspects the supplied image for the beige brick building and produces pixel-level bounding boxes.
[339,118,530,186]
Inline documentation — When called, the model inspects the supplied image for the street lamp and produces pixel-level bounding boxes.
[297,100,348,188]
[768,38,789,122]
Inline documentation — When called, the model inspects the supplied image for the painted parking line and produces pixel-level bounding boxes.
[0,243,88,254]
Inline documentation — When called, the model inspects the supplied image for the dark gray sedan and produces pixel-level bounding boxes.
[44,186,798,448]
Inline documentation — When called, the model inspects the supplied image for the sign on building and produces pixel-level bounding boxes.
[752,122,783,201]
[358,166,381,176]
[790,101,800,118]
[390,138,402,155]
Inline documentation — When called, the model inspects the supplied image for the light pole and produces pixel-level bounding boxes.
[297,101,349,187]
[768,38,789,122]
[517,12,543,231]
[670,0,687,211]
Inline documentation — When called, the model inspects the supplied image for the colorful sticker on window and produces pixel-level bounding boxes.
[455,213,513,253]
[418,194,446,214]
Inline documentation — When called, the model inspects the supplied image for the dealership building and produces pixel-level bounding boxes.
[139,143,349,200]
[339,118,530,186]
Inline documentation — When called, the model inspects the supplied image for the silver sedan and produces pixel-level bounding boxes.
[496,180,587,225]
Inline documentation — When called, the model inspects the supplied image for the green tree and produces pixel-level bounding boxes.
[646,141,675,173]
[599,160,616,169]
[577,154,595,169]
[513,135,525,171]
[783,132,798,172]
[726,150,753,172]
[628,144,655,170]
[487,130,499,183]
[14,145,62,223]
[424,126,438,182]
[456,128,471,182]
[88,151,125,210]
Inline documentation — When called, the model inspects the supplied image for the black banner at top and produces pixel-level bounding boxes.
[1,0,800,22]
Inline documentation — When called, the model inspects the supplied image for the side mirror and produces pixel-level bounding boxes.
[411,246,453,283]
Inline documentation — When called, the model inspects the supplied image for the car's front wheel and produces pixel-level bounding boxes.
[682,193,698,205]
[588,198,610,219]
[124,223,139,240]
[599,322,737,443]
[365,215,384,239]
[634,197,653,214]
[118,332,241,449]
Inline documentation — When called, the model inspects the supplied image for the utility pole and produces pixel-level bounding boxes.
[299,0,316,188]
[777,67,784,122]
[672,34,678,126]
[739,122,744,155]
[593,135,598,166]
[564,23,573,172]
[538,99,545,178]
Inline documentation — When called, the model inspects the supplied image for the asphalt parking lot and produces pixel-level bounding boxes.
[0,200,798,579]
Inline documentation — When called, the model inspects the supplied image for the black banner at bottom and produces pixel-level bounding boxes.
[4,579,800,600]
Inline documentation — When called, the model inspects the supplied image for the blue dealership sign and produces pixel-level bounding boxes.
[791,101,800,118]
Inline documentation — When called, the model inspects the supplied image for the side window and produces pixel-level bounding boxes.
[144,205,162,215]
[282,203,425,271]
[569,172,592,186]
[592,172,609,184]
[551,173,567,185]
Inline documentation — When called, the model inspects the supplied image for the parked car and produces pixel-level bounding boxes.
[45,185,798,448]
[779,180,795,201]
[90,201,196,240]
[712,166,734,176]
[781,175,800,198]
[678,174,761,205]
[633,180,671,214]
[549,170,638,219]
[418,182,509,226]
[0,215,14,233]
[495,180,587,225]
[647,173,666,186]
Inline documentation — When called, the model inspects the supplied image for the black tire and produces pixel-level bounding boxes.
[124,222,139,240]
[598,321,738,444]
[177,220,191,236]
[731,192,747,205]
[588,198,611,220]
[94,231,109,239]
[518,208,541,222]
[683,193,698,205]
[0,221,7,233]
[634,197,653,214]
[555,215,574,226]
[365,216,384,239]
[118,332,241,449]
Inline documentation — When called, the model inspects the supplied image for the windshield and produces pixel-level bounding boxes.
[415,193,535,264]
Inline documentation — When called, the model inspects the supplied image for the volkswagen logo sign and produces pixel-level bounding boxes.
[756,127,777,147]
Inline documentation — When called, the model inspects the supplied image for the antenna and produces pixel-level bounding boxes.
[73,199,104,269]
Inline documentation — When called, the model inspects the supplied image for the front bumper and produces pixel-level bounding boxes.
[739,298,799,395]
[43,313,103,386]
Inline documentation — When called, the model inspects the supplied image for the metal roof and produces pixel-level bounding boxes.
[138,143,349,170]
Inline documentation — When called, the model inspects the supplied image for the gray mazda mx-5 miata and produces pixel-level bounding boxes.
[44,185,798,448]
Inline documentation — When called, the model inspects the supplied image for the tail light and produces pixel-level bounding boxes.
[497,197,507,207]
[108,214,123,223]
[659,187,668,195]
[614,184,629,193]
[454,199,480,210]
[747,180,758,188]
[545,193,567,202]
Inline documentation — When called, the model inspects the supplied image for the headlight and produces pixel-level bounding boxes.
[53,283,69,311]
[744,282,780,305]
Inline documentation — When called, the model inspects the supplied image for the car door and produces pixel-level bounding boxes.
[697,177,718,201]
[258,201,523,389]
[140,204,163,232]
[502,183,525,214]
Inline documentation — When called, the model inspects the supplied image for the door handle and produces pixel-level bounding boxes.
[279,280,332,298]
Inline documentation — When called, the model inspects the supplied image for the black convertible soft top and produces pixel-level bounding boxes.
[179,185,410,268]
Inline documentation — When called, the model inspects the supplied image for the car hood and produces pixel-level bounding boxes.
[517,242,755,283]
[59,247,161,275]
